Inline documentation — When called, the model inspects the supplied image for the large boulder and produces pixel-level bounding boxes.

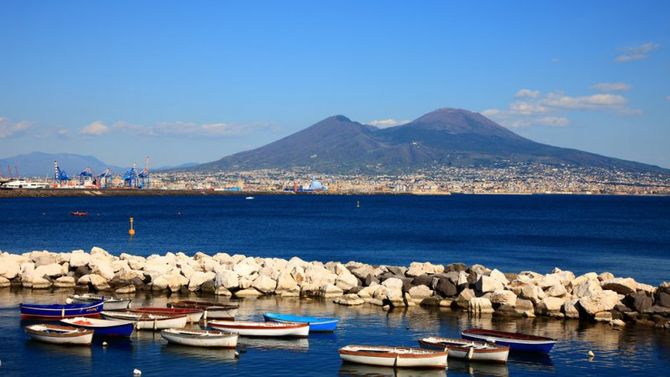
[519,284,546,304]
[545,283,567,297]
[578,290,620,316]
[152,273,187,292]
[335,272,359,292]
[537,297,565,317]
[476,275,504,294]
[514,298,535,317]
[489,269,509,285]
[434,277,458,297]
[0,276,10,288]
[54,276,76,289]
[304,265,337,287]
[276,271,299,292]
[31,251,59,266]
[188,271,216,291]
[215,270,239,289]
[233,257,261,278]
[468,297,494,314]
[490,289,517,307]
[408,285,433,300]
[572,278,603,298]
[78,274,111,291]
[90,259,115,281]
[69,251,91,268]
[334,294,364,306]
[601,278,637,295]
[563,298,580,319]
[625,292,653,312]
[34,263,65,278]
[319,284,344,298]
[455,288,475,309]
[252,275,277,294]
[234,288,263,297]
[0,256,21,279]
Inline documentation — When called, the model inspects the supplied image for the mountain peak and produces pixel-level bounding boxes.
[402,107,520,139]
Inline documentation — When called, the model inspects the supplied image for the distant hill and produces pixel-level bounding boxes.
[188,108,668,174]
[0,152,124,178]
[155,162,200,171]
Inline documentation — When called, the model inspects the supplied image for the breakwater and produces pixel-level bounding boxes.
[1,247,669,328]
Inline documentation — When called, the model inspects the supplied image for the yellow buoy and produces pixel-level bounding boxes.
[129,217,136,236]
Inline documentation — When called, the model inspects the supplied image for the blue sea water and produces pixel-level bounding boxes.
[0,194,669,377]
[0,194,668,283]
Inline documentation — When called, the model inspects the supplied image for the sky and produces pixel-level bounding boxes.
[0,0,669,168]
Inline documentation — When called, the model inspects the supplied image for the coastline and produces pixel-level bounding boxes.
[1,188,669,198]
[2,248,668,329]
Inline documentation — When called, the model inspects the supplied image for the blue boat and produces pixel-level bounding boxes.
[60,317,134,337]
[461,329,556,353]
[19,300,104,320]
[263,312,338,332]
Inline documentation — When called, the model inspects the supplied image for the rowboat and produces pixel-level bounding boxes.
[20,300,104,319]
[263,312,338,332]
[160,328,238,348]
[70,211,88,217]
[101,311,188,331]
[131,307,203,323]
[207,320,310,337]
[418,337,509,363]
[339,345,448,369]
[461,329,556,353]
[69,294,131,311]
[25,324,93,345]
[60,317,134,337]
[168,301,239,320]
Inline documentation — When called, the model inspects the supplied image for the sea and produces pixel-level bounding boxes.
[0,194,669,376]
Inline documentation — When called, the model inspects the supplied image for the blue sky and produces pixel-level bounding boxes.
[1,0,668,168]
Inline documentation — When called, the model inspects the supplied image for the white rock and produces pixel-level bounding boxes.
[35,263,66,278]
[520,284,546,304]
[152,273,187,292]
[563,298,580,319]
[490,289,517,306]
[334,294,365,306]
[115,285,135,294]
[578,290,620,316]
[188,271,215,291]
[0,256,21,279]
[69,251,91,268]
[90,259,115,281]
[357,283,379,299]
[538,297,564,313]
[382,277,404,291]
[0,276,10,288]
[545,283,568,297]
[90,246,112,258]
[489,269,509,285]
[572,279,603,298]
[233,257,261,278]
[455,288,475,309]
[477,275,504,294]
[252,275,277,294]
[234,288,263,297]
[335,272,359,291]
[468,297,494,314]
[408,285,433,299]
[601,278,637,295]
[54,276,76,288]
[276,271,299,292]
[215,286,232,296]
[319,284,344,297]
[406,262,444,277]
[215,270,240,289]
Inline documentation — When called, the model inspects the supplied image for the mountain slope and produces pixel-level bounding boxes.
[190,108,667,174]
[0,152,123,177]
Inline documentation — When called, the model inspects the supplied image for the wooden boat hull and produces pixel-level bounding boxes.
[339,346,448,369]
[70,295,131,311]
[208,320,309,337]
[25,324,93,345]
[263,312,338,332]
[461,329,555,353]
[101,311,188,331]
[60,317,134,337]
[132,308,203,323]
[418,337,509,363]
[161,329,238,348]
[20,301,103,319]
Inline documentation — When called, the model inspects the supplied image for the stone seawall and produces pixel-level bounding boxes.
[1,247,669,328]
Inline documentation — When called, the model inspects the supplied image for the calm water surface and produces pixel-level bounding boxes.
[0,290,669,377]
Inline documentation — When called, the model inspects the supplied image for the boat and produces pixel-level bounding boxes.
[168,301,239,320]
[25,324,93,345]
[60,317,134,337]
[418,336,509,363]
[245,196,255,200]
[461,329,556,353]
[207,320,309,337]
[339,345,448,369]
[263,312,338,332]
[160,328,238,348]
[101,311,188,331]
[68,294,131,311]
[70,211,89,217]
[131,307,203,323]
[20,300,104,319]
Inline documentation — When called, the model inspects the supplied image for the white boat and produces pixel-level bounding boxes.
[101,311,188,331]
[60,317,134,337]
[69,294,131,311]
[418,337,509,363]
[130,307,203,323]
[339,345,448,369]
[161,328,238,348]
[168,301,239,320]
[207,320,309,337]
[25,324,93,345]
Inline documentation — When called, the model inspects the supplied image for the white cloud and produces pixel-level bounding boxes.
[80,121,109,136]
[514,89,540,98]
[509,101,548,115]
[368,118,409,128]
[542,92,627,110]
[592,82,631,92]
[0,117,30,138]
[113,121,261,137]
[481,109,500,117]
[615,42,660,62]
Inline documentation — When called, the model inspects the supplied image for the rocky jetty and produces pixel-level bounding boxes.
[1,248,669,328]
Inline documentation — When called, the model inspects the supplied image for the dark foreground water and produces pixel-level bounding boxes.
[1,290,669,377]
[0,194,668,283]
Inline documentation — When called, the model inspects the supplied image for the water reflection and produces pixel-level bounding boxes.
[25,340,93,360]
[239,337,309,352]
[338,362,446,377]
[161,344,239,362]
[447,359,509,377]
